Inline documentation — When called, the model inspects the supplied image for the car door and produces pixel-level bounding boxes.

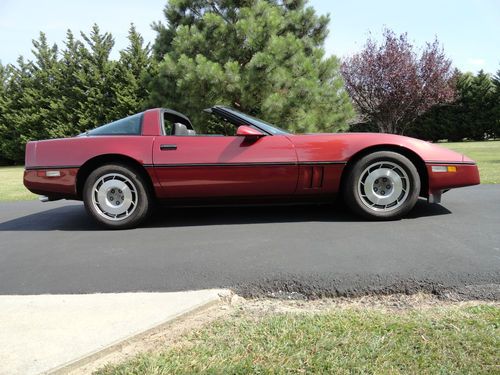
[152,134,298,198]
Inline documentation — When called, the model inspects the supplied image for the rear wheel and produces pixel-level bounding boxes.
[83,164,151,229]
[343,151,420,220]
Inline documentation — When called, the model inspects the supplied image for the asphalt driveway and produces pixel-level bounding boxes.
[0,185,499,300]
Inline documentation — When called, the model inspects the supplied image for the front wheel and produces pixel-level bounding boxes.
[83,164,152,229]
[343,151,420,220]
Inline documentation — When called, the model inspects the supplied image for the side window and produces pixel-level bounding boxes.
[163,113,192,135]
[87,113,143,135]
[163,114,175,135]
[163,111,237,136]
[203,116,237,136]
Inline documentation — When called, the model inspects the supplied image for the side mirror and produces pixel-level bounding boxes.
[236,125,264,138]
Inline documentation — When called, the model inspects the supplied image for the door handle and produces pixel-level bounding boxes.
[160,144,177,151]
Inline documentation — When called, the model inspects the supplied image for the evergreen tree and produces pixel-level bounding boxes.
[0,25,155,163]
[56,30,87,136]
[457,70,496,140]
[407,70,499,142]
[75,24,117,130]
[1,57,34,161]
[29,32,66,139]
[0,62,8,161]
[112,24,154,119]
[493,69,500,138]
[0,62,5,99]
[3,33,65,161]
[150,0,353,132]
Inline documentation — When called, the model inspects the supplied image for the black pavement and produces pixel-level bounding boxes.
[0,185,499,300]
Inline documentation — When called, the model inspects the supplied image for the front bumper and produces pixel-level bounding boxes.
[426,162,480,203]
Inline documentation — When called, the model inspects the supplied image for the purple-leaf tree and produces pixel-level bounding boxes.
[341,29,456,134]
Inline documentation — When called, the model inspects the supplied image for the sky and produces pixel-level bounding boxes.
[0,0,498,74]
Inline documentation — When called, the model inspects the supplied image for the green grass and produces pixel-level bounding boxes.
[97,304,499,374]
[0,166,37,201]
[441,140,500,184]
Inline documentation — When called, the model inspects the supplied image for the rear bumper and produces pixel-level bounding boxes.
[23,168,79,198]
[426,162,480,202]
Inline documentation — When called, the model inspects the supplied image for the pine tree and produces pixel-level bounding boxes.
[0,62,9,161]
[56,30,87,136]
[112,24,153,119]
[0,25,154,162]
[150,0,353,132]
[408,70,499,142]
[5,33,64,161]
[455,70,496,140]
[472,70,496,139]
[75,24,117,130]
[493,69,500,138]
[0,33,65,162]
[1,57,34,161]
[29,32,66,139]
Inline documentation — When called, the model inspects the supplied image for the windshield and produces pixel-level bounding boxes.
[86,113,144,136]
[220,107,290,135]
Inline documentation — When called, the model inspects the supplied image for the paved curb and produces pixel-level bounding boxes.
[0,290,232,375]
[48,289,231,374]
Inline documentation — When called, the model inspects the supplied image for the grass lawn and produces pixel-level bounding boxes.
[97,301,499,374]
[0,140,498,202]
[0,166,36,201]
[441,140,500,184]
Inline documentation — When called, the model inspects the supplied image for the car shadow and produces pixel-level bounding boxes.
[0,199,452,231]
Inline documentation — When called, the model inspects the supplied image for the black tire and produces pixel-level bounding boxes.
[343,151,420,220]
[83,164,152,229]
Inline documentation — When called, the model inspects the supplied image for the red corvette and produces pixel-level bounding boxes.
[24,106,480,228]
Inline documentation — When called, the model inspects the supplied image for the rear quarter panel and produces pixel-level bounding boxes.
[25,136,154,168]
[24,136,155,198]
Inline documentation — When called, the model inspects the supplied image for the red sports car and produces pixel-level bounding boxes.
[24,106,480,228]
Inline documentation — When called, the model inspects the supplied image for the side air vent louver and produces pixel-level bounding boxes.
[303,166,324,188]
